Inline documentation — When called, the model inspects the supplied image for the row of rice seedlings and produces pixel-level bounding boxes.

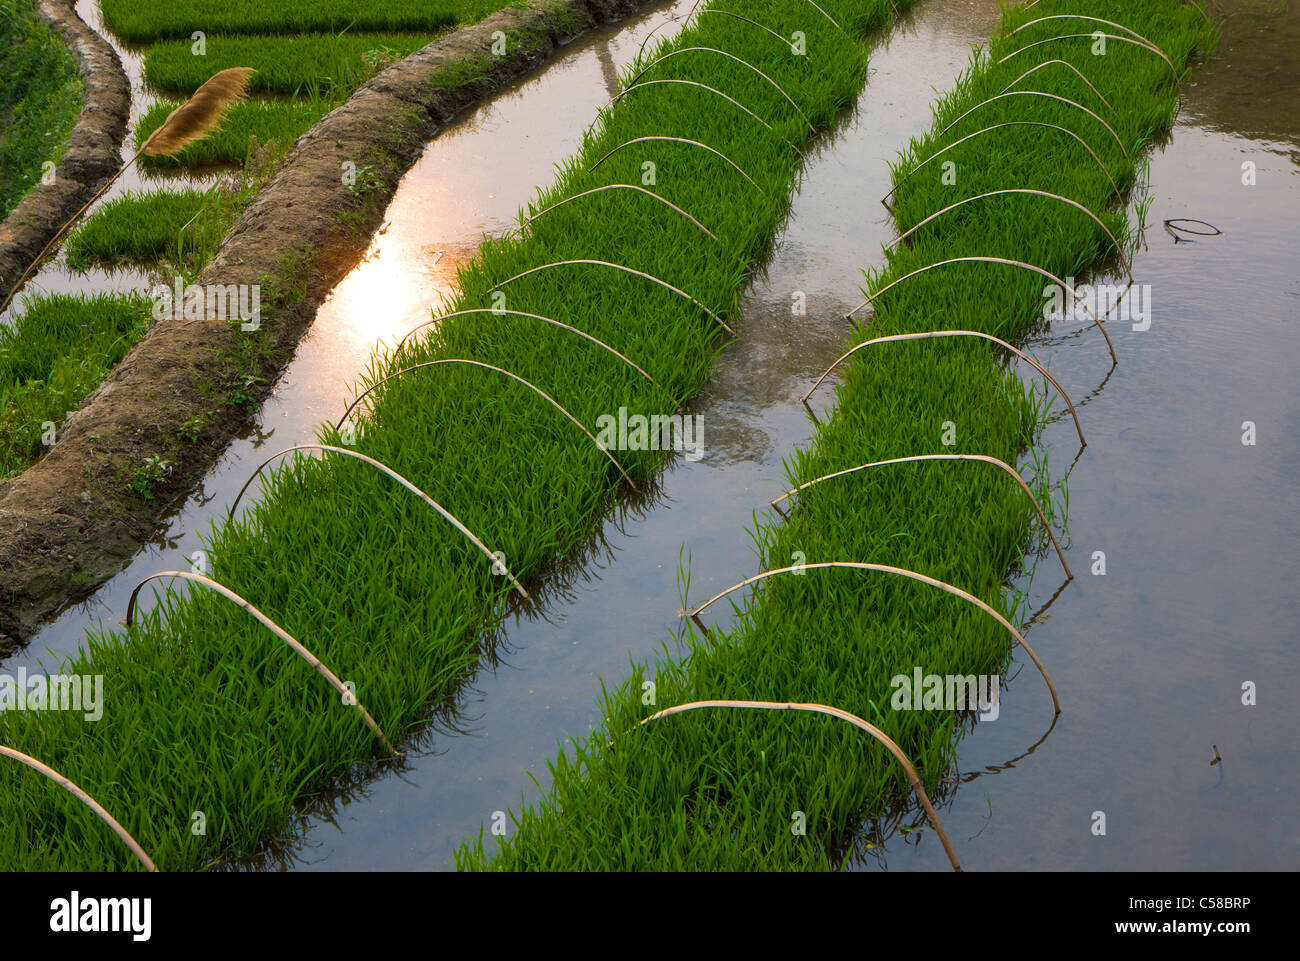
[452,0,1217,870]
[99,0,504,44]
[0,293,154,478]
[142,31,443,96]
[0,0,910,870]
[0,0,83,221]
[132,90,334,169]
[63,186,239,272]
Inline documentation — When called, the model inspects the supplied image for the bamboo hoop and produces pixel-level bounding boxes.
[608,80,803,158]
[492,259,733,335]
[519,184,719,241]
[396,308,662,390]
[0,745,157,872]
[998,35,1178,81]
[686,561,1060,715]
[998,60,1113,113]
[938,90,1129,159]
[1009,16,1176,73]
[885,188,1133,282]
[588,136,763,193]
[640,700,961,871]
[226,444,529,598]
[625,47,816,133]
[799,328,1086,449]
[124,571,398,754]
[332,360,637,489]
[699,10,798,52]
[768,453,1072,579]
[843,257,1118,364]
[882,122,1124,210]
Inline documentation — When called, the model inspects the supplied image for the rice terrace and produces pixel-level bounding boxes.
[0,0,1295,902]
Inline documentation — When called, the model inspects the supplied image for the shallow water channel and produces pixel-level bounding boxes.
[7,0,1297,871]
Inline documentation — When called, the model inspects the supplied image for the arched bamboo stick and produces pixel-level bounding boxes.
[798,328,1086,449]
[881,122,1123,209]
[608,80,803,157]
[396,308,662,390]
[699,10,798,52]
[797,0,844,33]
[333,360,637,489]
[1009,16,1176,71]
[588,136,763,192]
[843,257,1118,364]
[0,745,157,872]
[768,453,1072,579]
[492,259,733,335]
[124,571,398,754]
[625,47,816,133]
[998,60,1113,113]
[630,0,843,65]
[685,561,1060,715]
[938,90,1129,159]
[226,444,529,598]
[520,184,719,241]
[639,700,961,871]
[998,35,1178,81]
[885,188,1133,281]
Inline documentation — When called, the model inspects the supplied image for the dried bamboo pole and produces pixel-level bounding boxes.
[226,444,529,598]
[686,561,1060,715]
[124,571,398,754]
[640,700,961,871]
[332,360,637,489]
[0,745,157,872]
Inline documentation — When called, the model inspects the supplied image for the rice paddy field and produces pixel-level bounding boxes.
[0,0,1296,901]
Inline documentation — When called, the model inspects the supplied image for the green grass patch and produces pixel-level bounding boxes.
[0,293,154,478]
[0,0,83,221]
[143,32,442,96]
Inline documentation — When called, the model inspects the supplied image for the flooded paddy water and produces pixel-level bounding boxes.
[6,0,1296,871]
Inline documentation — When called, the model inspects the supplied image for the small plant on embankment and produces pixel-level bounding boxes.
[454,0,1217,870]
[0,0,83,222]
[0,0,910,870]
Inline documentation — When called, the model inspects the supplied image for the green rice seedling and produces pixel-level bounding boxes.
[143,32,442,96]
[64,189,231,271]
[100,0,502,44]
